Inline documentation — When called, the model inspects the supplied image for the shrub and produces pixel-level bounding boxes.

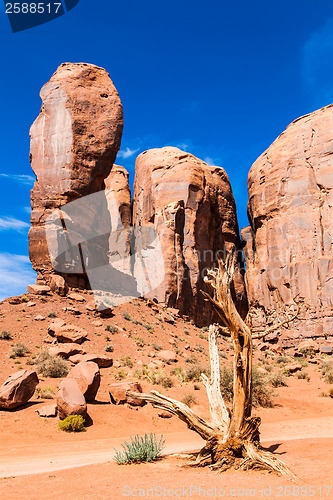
[185,355,198,364]
[170,367,187,384]
[220,365,273,408]
[0,330,12,340]
[321,360,333,384]
[105,325,118,334]
[122,311,132,321]
[296,371,310,381]
[186,365,209,382]
[35,385,55,399]
[269,372,288,388]
[153,343,162,351]
[114,433,165,465]
[324,371,333,384]
[201,327,208,333]
[114,370,127,380]
[48,312,57,318]
[194,345,205,353]
[121,355,134,368]
[34,351,69,378]
[105,344,114,353]
[182,393,197,407]
[58,415,86,432]
[135,336,145,348]
[10,343,30,358]
[329,387,333,398]
[158,376,174,389]
[276,356,289,364]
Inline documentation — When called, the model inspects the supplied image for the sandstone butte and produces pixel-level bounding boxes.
[29,62,123,289]
[132,146,247,325]
[242,104,333,346]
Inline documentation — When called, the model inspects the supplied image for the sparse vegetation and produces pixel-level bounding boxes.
[320,360,333,384]
[276,356,289,364]
[10,342,30,358]
[34,351,69,378]
[220,365,273,407]
[152,343,162,351]
[105,344,114,353]
[114,433,165,465]
[0,330,12,340]
[35,385,55,399]
[121,355,134,368]
[182,393,197,407]
[48,312,57,318]
[158,376,174,389]
[269,372,288,387]
[185,354,198,364]
[122,311,132,321]
[58,415,86,432]
[135,336,145,348]
[296,371,310,381]
[105,325,118,334]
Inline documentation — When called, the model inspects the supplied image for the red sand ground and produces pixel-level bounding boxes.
[0,291,332,498]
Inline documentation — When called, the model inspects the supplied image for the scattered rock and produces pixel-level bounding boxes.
[161,312,175,324]
[91,321,103,327]
[109,381,145,406]
[63,307,81,315]
[0,370,39,410]
[157,350,178,363]
[36,403,57,417]
[285,364,302,373]
[321,346,332,355]
[158,411,172,419]
[27,284,51,295]
[298,340,320,353]
[67,361,100,401]
[49,275,68,296]
[68,353,113,368]
[8,296,23,305]
[55,325,88,344]
[26,301,36,307]
[48,344,86,359]
[56,378,87,420]
[67,293,85,302]
[34,315,46,321]
[47,319,66,336]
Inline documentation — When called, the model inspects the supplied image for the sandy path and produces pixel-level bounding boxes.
[1,415,332,479]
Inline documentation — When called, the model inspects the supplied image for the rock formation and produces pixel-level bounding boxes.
[0,370,39,410]
[29,62,123,288]
[132,147,247,325]
[242,104,333,345]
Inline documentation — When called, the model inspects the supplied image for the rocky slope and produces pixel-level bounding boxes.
[242,104,333,345]
[132,147,247,325]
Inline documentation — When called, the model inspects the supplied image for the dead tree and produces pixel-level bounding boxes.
[128,252,298,476]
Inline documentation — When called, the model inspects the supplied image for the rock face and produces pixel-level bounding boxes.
[0,370,39,410]
[56,378,87,420]
[132,147,247,325]
[242,105,333,345]
[29,62,123,289]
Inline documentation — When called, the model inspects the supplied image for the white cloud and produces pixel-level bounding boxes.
[24,207,31,215]
[302,18,333,106]
[117,147,140,159]
[0,217,29,231]
[0,253,36,302]
[0,174,35,185]
[204,157,216,166]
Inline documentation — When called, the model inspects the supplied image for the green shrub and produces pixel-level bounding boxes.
[324,370,333,384]
[153,343,162,351]
[34,351,69,378]
[58,415,86,432]
[122,311,132,321]
[328,387,333,398]
[10,342,30,358]
[276,356,289,364]
[114,433,165,464]
[135,336,145,348]
[182,393,197,407]
[0,330,12,340]
[186,365,209,382]
[296,371,310,381]
[105,344,114,353]
[185,355,197,364]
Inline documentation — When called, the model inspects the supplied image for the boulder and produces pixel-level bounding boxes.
[48,344,86,359]
[56,378,87,420]
[29,62,123,289]
[67,293,85,302]
[157,350,178,363]
[297,340,320,353]
[242,104,333,343]
[0,370,39,410]
[67,361,100,401]
[132,147,247,326]
[109,381,145,406]
[27,284,51,295]
[47,319,66,336]
[68,353,113,368]
[321,346,332,355]
[285,364,302,373]
[55,325,88,344]
[49,275,68,296]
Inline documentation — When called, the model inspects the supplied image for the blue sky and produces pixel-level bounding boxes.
[0,0,333,301]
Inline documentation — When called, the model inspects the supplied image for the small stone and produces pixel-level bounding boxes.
[27,284,51,295]
[158,411,172,419]
[34,315,46,321]
[67,293,85,302]
[157,350,178,363]
[320,346,332,355]
[36,403,57,417]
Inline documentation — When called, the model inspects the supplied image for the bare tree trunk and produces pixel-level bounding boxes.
[128,252,296,477]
